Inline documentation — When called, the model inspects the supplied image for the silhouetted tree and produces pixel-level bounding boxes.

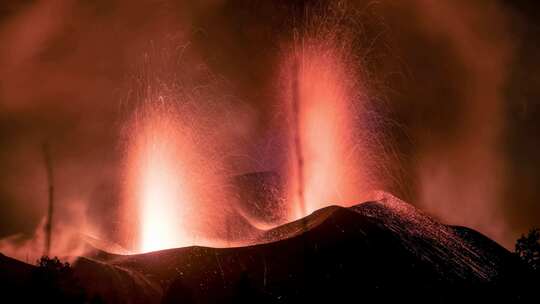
[515,228,540,272]
[36,256,70,272]
[30,256,87,303]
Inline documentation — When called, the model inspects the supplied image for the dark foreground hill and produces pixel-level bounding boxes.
[0,194,536,303]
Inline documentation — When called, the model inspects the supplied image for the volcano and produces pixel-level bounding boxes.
[0,194,534,303]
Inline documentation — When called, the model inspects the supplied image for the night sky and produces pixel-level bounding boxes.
[1,0,539,252]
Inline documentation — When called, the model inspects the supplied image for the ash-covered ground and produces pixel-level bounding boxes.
[0,193,535,303]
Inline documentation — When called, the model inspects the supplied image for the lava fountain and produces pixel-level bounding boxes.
[124,101,196,252]
[121,75,245,253]
[281,33,373,219]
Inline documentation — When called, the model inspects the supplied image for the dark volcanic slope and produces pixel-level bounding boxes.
[1,195,533,303]
[0,253,34,291]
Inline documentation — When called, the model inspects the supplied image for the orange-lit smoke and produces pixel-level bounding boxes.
[0,200,95,263]
[281,36,373,219]
[410,0,514,245]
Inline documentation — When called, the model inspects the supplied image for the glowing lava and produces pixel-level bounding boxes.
[137,126,187,252]
[124,102,195,252]
[122,89,241,253]
[283,38,370,219]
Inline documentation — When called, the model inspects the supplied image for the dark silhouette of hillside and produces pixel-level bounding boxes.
[0,194,536,303]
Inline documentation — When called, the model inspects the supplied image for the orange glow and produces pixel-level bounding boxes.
[125,102,195,252]
[284,41,370,219]
[122,94,238,253]
[137,124,188,252]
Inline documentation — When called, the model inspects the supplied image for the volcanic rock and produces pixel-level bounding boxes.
[0,194,535,303]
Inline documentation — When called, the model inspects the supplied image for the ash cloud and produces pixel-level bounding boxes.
[0,0,538,257]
